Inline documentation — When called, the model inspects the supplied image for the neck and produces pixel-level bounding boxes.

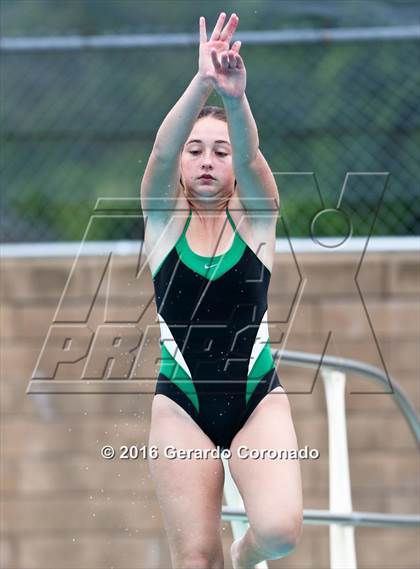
[186,192,231,215]
[186,195,231,231]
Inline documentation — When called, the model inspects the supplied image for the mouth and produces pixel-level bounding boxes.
[198,175,216,181]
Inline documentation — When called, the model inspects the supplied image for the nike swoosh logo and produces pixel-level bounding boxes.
[204,263,218,269]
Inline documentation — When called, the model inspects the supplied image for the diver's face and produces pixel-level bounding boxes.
[181,117,235,197]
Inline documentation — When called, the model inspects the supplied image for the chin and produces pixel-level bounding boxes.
[191,186,219,196]
[186,185,230,201]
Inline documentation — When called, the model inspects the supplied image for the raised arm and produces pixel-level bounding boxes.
[224,95,280,214]
[206,17,280,215]
[140,75,211,214]
[140,13,240,214]
[153,75,213,161]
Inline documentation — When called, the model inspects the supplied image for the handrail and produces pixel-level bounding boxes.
[222,507,420,529]
[272,349,420,444]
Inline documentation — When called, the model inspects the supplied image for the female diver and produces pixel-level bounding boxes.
[141,12,303,569]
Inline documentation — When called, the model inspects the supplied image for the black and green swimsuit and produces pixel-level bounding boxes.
[151,206,282,450]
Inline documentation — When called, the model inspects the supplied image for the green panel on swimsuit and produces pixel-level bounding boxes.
[246,338,276,405]
[159,342,200,411]
[175,230,247,280]
[152,208,262,281]
[159,331,275,408]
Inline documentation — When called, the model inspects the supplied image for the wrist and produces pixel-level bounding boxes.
[222,93,246,107]
[195,72,214,94]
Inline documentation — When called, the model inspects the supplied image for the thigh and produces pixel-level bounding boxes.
[148,394,225,555]
[228,387,303,531]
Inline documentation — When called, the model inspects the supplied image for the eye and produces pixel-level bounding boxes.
[188,149,228,157]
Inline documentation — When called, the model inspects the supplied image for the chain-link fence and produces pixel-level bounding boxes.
[1,26,419,242]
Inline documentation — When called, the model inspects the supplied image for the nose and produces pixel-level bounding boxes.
[200,151,214,169]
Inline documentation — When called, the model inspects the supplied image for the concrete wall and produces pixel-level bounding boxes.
[1,249,419,569]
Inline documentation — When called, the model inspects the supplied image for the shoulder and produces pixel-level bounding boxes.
[228,186,278,272]
[228,185,278,240]
[143,189,190,273]
[144,187,189,233]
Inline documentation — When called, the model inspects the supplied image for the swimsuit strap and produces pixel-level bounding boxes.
[226,206,237,232]
[184,206,236,234]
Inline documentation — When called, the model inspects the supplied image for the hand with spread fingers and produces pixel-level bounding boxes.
[198,12,246,99]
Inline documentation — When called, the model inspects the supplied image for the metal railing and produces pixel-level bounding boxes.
[221,349,420,569]
[2,25,419,51]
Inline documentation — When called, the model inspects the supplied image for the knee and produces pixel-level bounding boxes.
[175,549,223,569]
[252,514,303,559]
[177,556,212,569]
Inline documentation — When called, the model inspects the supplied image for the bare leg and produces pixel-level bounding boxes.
[148,394,226,569]
[229,387,303,568]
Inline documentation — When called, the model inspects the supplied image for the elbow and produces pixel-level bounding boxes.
[246,144,260,166]
[151,139,166,160]
[234,148,259,168]
[153,138,183,163]
[248,148,260,166]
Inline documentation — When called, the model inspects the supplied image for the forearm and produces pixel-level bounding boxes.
[154,74,213,159]
[223,94,259,164]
